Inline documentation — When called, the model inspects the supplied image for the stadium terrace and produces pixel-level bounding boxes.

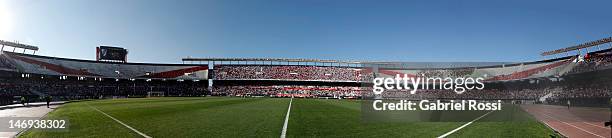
[0,38,611,101]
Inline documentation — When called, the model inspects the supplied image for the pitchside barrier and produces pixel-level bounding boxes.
[546,97,610,107]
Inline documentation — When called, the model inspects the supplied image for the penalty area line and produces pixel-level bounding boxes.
[280,98,293,138]
[437,110,495,138]
[86,103,152,138]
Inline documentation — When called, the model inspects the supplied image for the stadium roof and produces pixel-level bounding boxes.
[0,40,39,51]
[541,37,612,56]
[183,57,526,69]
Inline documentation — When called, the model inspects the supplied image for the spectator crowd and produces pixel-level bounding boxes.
[214,65,364,81]
[212,85,362,98]
[569,51,612,74]
[2,49,612,107]
[0,76,208,105]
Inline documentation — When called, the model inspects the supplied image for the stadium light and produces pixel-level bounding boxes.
[115,71,121,81]
[0,40,39,54]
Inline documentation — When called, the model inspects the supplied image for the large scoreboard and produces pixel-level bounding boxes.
[96,46,128,62]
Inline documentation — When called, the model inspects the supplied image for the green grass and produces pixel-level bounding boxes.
[289,99,559,138]
[288,99,462,137]
[20,97,558,138]
[20,97,288,138]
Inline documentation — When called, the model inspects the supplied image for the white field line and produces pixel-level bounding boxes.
[280,98,293,138]
[539,112,606,138]
[437,110,495,138]
[86,104,152,138]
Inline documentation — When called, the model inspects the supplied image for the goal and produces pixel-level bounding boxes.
[147,91,165,97]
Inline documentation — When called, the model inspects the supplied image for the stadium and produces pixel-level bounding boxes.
[1,1,612,137]
[0,36,610,137]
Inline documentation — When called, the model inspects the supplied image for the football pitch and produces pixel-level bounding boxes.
[19,97,559,137]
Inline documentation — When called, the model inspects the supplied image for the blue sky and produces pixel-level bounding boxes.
[1,0,611,63]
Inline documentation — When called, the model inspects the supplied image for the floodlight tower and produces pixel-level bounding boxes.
[0,40,39,54]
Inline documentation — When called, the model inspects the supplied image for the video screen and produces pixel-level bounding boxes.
[98,46,127,61]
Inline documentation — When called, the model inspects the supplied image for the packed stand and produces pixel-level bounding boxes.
[0,79,34,105]
[550,86,610,99]
[546,83,611,107]
[212,85,362,98]
[0,76,208,105]
[569,51,612,74]
[214,65,363,81]
[415,68,475,78]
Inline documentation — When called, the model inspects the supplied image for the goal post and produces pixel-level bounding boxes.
[147,91,165,97]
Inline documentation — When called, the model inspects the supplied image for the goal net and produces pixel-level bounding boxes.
[147,91,165,97]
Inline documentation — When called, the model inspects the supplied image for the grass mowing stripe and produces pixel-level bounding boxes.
[437,110,494,138]
[111,98,286,137]
[86,103,152,138]
[280,98,293,138]
[22,98,287,137]
[288,99,461,137]
[21,98,560,137]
